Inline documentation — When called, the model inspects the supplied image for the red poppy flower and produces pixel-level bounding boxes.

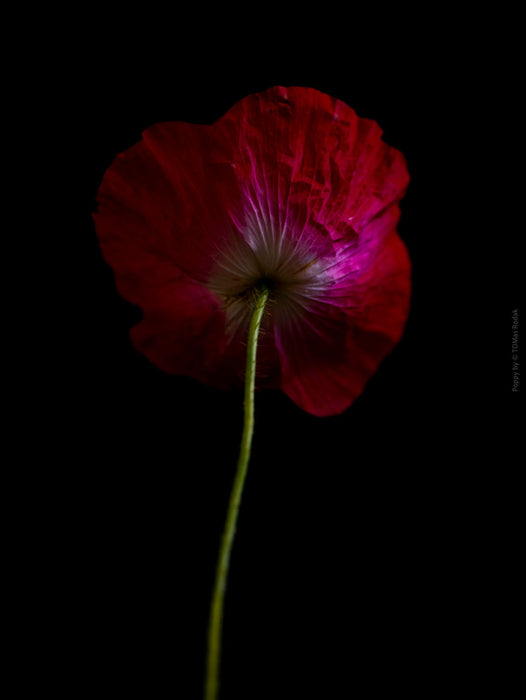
[93,86,410,417]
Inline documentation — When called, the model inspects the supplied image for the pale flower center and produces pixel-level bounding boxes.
[208,222,331,332]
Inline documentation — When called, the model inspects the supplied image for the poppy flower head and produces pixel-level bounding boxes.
[93,86,411,416]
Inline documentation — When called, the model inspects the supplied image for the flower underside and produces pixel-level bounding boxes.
[208,216,332,333]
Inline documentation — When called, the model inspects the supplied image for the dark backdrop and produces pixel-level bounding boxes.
[45,14,520,699]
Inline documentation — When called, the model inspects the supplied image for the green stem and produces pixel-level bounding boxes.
[204,285,270,700]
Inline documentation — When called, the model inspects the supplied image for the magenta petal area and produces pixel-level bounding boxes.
[275,228,411,417]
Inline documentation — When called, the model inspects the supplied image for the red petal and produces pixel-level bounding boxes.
[129,278,227,384]
[208,86,409,246]
[94,121,244,287]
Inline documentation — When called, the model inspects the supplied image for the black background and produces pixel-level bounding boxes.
[35,12,521,699]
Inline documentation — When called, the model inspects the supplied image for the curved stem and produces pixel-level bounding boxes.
[204,286,270,700]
